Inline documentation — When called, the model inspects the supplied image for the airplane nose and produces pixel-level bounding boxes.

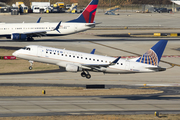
[12,52,17,56]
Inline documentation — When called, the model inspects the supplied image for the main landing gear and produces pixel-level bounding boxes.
[27,37,34,41]
[29,60,34,70]
[81,70,91,79]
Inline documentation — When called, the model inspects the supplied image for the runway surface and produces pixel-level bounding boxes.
[1,93,180,117]
[0,12,180,117]
[0,38,180,117]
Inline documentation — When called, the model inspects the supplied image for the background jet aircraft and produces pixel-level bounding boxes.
[0,0,99,41]
[13,40,168,79]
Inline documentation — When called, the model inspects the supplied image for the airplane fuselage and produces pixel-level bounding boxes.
[0,22,93,38]
[13,45,157,74]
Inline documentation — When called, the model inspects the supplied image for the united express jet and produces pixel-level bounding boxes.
[12,40,168,79]
[0,0,99,41]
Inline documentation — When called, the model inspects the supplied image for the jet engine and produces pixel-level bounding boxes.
[66,64,82,72]
[11,33,27,40]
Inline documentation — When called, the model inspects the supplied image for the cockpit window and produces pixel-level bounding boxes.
[21,47,26,50]
[26,48,31,51]
[21,47,30,51]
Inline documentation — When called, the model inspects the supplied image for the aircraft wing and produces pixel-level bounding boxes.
[21,21,62,37]
[81,57,121,70]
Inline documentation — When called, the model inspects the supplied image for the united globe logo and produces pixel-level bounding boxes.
[136,49,158,66]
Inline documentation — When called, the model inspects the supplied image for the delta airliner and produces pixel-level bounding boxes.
[0,0,99,41]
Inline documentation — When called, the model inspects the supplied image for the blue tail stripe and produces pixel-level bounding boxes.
[68,15,86,23]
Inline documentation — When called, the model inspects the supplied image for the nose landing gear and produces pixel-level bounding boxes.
[81,70,91,79]
[29,60,34,70]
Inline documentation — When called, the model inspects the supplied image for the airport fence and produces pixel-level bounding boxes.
[98,4,174,13]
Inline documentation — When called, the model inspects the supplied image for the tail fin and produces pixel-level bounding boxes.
[136,40,168,66]
[68,0,99,23]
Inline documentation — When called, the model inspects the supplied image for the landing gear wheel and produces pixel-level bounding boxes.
[28,60,34,70]
[81,72,86,77]
[29,66,32,70]
[86,74,91,79]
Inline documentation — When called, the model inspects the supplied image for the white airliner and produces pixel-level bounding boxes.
[13,40,168,79]
[0,0,99,41]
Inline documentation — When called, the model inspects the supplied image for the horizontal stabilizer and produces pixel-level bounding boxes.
[146,67,166,71]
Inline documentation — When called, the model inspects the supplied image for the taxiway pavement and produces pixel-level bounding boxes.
[1,94,180,117]
[0,12,180,117]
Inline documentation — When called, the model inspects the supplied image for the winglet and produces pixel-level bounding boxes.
[110,57,121,65]
[90,49,96,54]
[54,21,61,33]
[37,17,41,23]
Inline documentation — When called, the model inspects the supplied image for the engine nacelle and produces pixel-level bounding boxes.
[66,64,82,72]
[11,33,27,40]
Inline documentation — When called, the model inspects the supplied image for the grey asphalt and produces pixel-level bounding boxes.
[1,12,180,28]
[1,93,180,117]
[0,12,180,117]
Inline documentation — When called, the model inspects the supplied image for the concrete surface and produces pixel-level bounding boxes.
[1,12,180,28]
[0,94,180,117]
[0,12,180,117]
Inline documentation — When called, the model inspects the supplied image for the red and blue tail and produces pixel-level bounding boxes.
[68,0,99,23]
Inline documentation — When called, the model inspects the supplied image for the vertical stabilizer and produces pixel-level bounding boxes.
[136,40,168,66]
[67,0,99,23]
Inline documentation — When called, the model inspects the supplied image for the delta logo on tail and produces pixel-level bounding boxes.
[68,0,99,23]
